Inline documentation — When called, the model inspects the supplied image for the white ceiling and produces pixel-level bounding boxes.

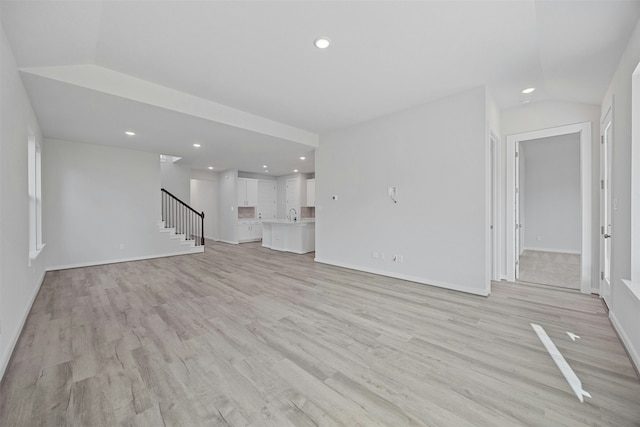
[2,0,639,175]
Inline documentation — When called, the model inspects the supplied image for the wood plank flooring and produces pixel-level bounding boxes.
[1,241,639,426]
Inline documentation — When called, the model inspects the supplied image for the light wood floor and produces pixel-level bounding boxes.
[1,241,639,426]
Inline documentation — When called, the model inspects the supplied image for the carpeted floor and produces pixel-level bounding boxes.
[518,249,581,290]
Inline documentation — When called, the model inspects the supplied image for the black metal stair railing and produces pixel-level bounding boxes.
[161,188,205,246]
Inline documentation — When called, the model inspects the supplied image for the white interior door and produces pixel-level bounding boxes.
[600,113,613,307]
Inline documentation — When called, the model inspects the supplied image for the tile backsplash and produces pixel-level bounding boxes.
[300,206,315,219]
[238,206,256,219]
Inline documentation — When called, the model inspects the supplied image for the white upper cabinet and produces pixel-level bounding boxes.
[246,179,258,206]
[237,178,258,206]
[306,178,316,207]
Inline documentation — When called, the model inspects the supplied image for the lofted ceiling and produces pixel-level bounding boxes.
[2,0,639,175]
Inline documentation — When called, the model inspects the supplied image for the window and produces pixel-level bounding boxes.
[28,132,44,261]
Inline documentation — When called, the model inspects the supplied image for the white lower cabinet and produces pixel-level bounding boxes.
[237,220,262,243]
[237,221,252,242]
[250,221,262,240]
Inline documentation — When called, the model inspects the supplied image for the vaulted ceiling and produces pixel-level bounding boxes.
[2,1,639,175]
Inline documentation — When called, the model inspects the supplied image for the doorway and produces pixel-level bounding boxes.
[506,122,592,293]
[516,135,582,289]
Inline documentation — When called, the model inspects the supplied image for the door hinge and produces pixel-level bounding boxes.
[601,135,604,144]
[601,225,605,234]
[601,272,605,280]
[515,152,519,158]
[601,180,605,190]
[515,260,519,265]
[515,187,519,194]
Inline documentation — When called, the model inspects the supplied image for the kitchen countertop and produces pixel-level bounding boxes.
[261,219,315,225]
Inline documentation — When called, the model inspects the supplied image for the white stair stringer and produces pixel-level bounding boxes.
[156,220,203,254]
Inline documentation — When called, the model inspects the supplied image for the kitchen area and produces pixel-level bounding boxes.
[234,173,315,254]
[165,157,316,254]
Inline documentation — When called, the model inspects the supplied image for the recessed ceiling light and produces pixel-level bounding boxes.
[263,165,268,168]
[208,166,214,170]
[522,87,536,94]
[193,143,201,148]
[265,170,269,173]
[125,131,135,136]
[299,156,306,160]
[314,37,331,49]
[293,169,299,173]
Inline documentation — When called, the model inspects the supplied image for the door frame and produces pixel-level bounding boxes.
[489,131,501,281]
[505,122,592,293]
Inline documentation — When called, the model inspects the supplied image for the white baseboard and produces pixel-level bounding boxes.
[46,248,204,271]
[217,240,239,245]
[521,246,581,255]
[609,310,640,375]
[0,268,47,381]
[313,257,490,297]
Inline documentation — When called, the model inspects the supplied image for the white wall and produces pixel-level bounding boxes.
[501,100,600,281]
[190,171,219,241]
[601,19,640,372]
[316,87,489,295]
[0,24,48,380]
[161,160,191,204]
[217,170,238,244]
[44,139,190,269]
[521,134,581,253]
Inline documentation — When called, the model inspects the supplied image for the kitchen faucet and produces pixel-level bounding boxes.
[288,208,298,222]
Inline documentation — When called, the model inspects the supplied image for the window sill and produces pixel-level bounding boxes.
[621,279,640,302]
[29,243,46,266]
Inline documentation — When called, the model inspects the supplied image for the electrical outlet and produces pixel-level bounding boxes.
[119,243,125,249]
[536,236,542,241]
[332,195,338,200]
[380,252,385,260]
[372,251,379,259]
[398,255,404,263]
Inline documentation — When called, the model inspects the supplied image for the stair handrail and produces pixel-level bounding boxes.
[161,188,204,217]
[161,188,205,246]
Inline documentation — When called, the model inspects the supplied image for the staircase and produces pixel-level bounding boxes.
[159,188,205,252]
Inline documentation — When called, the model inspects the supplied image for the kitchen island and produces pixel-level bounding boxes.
[261,219,315,254]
